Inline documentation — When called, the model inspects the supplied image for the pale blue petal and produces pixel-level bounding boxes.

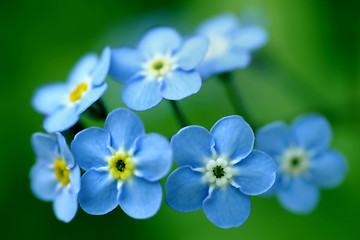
[110,47,144,83]
[69,165,81,195]
[76,83,107,114]
[138,27,181,57]
[31,83,68,114]
[234,27,268,50]
[197,13,238,36]
[30,162,58,201]
[53,187,78,223]
[68,53,97,86]
[78,169,118,215]
[171,126,214,168]
[309,150,347,188]
[104,108,145,151]
[91,46,110,85]
[161,70,202,100]
[31,133,57,163]
[175,36,209,71]
[292,114,332,153]
[55,132,74,167]
[133,133,172,181]
[203,185,251,228]
[165,166,209,212]
[255,122,291,158]
[210,116,254,161]
[44,105,79,133]
[278,177,319,214]
[121,77,162,111]
[233,150,276,195]
[119,177,162,219]
[71,127,111,171]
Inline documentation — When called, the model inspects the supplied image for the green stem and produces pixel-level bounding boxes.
[169,100,188,128]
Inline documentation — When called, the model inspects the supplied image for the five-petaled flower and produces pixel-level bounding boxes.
[71,108,172,219]
[165,115,276,228]
[30,132,81,223]
[196,13,267,79]
[256,114,347,213]
[109,27,209,111]
[32,47,110,133]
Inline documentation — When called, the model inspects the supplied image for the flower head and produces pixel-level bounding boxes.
[30,132,80,223]
[32,47,111,133]
[109,27,209,111]
[256,114,347,213]
[71,108,172,219]
[196,13,267,79]
[165,116,276,228]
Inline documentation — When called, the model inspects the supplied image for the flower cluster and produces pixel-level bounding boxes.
[30,12,347,228]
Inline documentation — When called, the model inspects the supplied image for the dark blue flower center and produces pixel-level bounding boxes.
[213,166,225,178]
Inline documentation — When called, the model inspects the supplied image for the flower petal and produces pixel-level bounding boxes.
[309,150,347,188]
[138,27,181,57]
[121,77,163,111]
[30,162,58,201]
[171,126,214,168]
[69,165,81,195]
[110,47,144,83]
[160,70,202,100]
[76,83,108,114]
[91,46,111,85]
[71,127,111,171]
[78,169,118,215]
[55,132,74,167]
[175,36,209,71]
[118,177,162,219]
[292,114,332,153]
[197,13,238,36]
[233,150,276,195]
[278,177,319,214]
[104,108,145,151]
[210,116,254,161]
[44,105,79,133]
[31,133,57,163]
[203,185,251,228]
[31,83,68,114]
[53,187,78,223]
[165,166,209,212]
[133,133,172,181]
[255,121,291,158]
[67,53,97,86]
[234,27,268,50]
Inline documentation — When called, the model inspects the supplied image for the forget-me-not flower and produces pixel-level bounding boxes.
[71,108,172,219]
[109,27,209,111]
[196,13,267,79]
[32,47,110,133]
[165,116,276,228]
[30,132,80,222]
[256,114,347,214]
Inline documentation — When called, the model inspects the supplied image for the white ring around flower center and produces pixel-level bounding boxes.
[280,147,309,175]
[142,53,176,80]
[204,157,233,187]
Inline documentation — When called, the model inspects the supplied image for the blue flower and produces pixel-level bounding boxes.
[256,114,347,214]
[109,27,209,111]
[165,116,276,228]
[32,47,110,133]
[196,13,267,79]
[30,132,80,223]
[71,108,172,219]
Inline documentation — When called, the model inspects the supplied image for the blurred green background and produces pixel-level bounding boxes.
[1,0,359,239]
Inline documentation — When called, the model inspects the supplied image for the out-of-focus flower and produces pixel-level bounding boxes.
[165,116,276,228]
[32,47,110,133]
[256,114,347,213]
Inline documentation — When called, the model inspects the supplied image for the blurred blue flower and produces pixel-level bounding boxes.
[165,116,276,228]
[196,13,267,79]
[30,132,81,223]
[32,47,110,133]
[109,27,209,111]
[71,108,172,219]
[256,114,347,214]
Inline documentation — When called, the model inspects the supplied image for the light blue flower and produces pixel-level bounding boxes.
[165,116,276,228]
[71,108,172,219]
[30,132,80,223]
[196,13,267,79]
[256,114,347,214]
[109,27,209,111]
[32,47,111,133]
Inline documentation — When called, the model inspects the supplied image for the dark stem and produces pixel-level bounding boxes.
[62,120,85,142]
[86,98,108,120]
[169,100,188,128]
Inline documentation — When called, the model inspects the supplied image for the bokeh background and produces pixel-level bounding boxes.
[1,0,359,239]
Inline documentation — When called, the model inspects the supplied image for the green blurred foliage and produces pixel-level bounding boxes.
[1,0,359,239]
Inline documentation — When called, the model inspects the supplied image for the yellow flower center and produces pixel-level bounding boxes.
[69,82,88,102]
[109,152,134,180]
[54,159,70,185]
[149,58,171,78]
